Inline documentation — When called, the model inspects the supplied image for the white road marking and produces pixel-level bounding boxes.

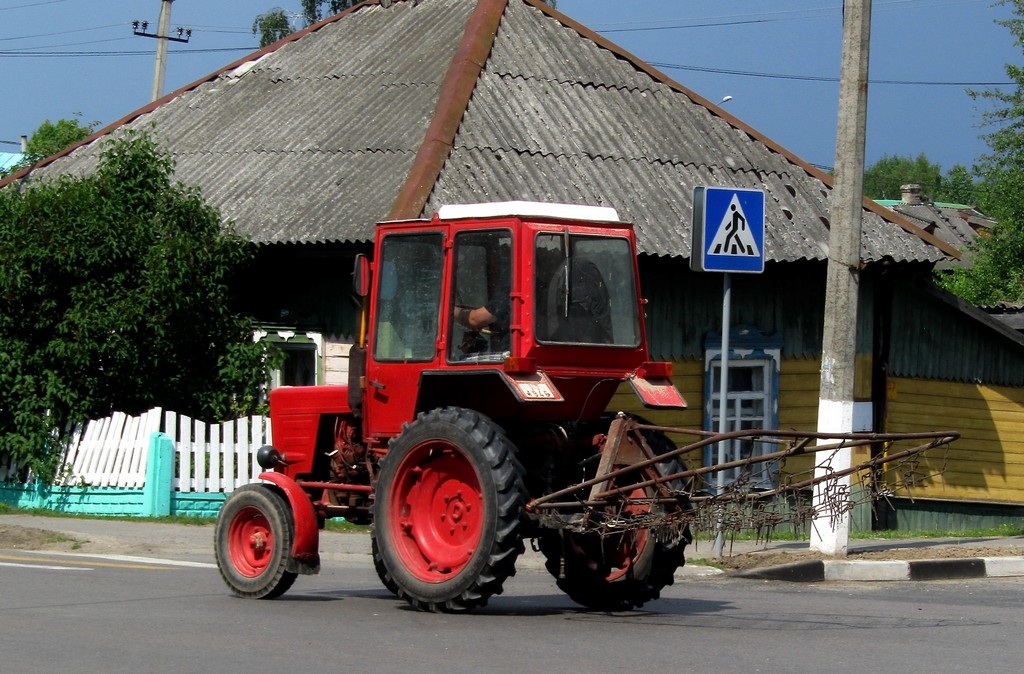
[33,550,217,568]
[0,561,91,571]
[1,550,216,569]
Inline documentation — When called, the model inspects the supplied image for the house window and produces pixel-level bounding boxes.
[704,329,781,490]
[258,330,323,388]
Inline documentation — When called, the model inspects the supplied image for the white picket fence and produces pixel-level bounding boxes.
[1,408,272,493]
[163,410,271,492]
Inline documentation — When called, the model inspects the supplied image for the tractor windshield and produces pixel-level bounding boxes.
[534,233,641,347]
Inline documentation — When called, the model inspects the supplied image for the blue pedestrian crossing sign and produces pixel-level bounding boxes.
[691,186,765,273]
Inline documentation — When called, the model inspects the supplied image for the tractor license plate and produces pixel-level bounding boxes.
[504,371,564,402]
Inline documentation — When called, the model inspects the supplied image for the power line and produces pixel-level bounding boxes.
[603,18,773,33]
[4,37,136,50]
[0,0,69,12]
[0,24,123,42]
[649,61,1012,87]
[591,0,985,33]
[0,46,255,58]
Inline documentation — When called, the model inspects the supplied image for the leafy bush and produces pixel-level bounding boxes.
[0,129,275,479]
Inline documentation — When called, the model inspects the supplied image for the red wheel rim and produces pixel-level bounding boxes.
[387,440,484,583]
[227,505,274,578]
[571,485,649,581]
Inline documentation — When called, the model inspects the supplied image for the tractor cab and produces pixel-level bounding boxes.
[355,202,684,441]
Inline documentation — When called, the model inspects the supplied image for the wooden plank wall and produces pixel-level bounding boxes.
[886,376,1024,504]
[323,339,351,385]
[777,357,822,477]
[607,356,824,477]
[607,359,705,469]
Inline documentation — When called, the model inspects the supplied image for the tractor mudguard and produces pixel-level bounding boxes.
[629,362,687,409]
[629,375,687,409]
[258,471,321,575]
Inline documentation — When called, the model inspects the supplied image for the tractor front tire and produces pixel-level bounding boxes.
[215,484,298,599]
[372,407,526,612]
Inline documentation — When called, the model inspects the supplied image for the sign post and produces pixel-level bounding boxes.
[691,186,765,558]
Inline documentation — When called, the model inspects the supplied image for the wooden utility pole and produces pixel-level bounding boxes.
[810,0,872,556]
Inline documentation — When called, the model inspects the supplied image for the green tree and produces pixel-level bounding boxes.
[0,130,275,479]
[253,8,295,48]
[261,1,559,44]
[862,153,942,200]
[301,1,358,25]
[0,116,95,178]
[936,164,976,205]
[937,0,1024,304]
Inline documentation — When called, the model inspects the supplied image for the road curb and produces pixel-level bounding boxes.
[735,556,1024,582]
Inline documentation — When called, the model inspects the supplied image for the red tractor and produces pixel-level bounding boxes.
[214,202,692,612]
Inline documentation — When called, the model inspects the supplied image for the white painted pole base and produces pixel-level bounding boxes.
[810,398,856,555]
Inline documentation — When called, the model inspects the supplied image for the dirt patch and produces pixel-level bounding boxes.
[0,524,86,551]
[702,545,1022,571]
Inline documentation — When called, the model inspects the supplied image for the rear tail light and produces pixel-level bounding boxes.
[637,361,673,378]
[503,356,538,374]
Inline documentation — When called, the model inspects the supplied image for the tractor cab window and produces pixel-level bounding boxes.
[373,232,444,362]
[449,229,512,363]
[535,233,640,347]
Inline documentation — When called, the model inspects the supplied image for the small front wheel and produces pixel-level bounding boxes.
[215,484,297,599]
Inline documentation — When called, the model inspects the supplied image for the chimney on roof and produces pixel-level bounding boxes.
[901,183,923,204]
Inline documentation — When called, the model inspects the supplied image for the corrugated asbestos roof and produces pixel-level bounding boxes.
[11,0,474,245]
[2,0,952,263]
[884,202,992,253]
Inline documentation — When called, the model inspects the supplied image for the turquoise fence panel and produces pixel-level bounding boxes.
[142,432,174,517]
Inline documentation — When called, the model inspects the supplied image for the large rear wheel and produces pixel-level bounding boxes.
[371,407,526,612]
[540,418,689,611]
[215,484,297,599]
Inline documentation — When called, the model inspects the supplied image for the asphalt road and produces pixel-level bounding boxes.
[1,542,1022,673]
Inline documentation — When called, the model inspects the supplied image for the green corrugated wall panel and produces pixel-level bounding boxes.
[889,282,1024,386]
[640,256,875,362]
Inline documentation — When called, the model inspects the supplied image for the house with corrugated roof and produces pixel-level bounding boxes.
[4,0,1024,529]
[877,183,995,267]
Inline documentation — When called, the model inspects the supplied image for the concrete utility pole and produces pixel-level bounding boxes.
[810,0,872,556]
[133,1,191,102]
[152,0,174,102]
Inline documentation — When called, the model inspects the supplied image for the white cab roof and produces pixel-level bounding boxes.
[436,201,620,223]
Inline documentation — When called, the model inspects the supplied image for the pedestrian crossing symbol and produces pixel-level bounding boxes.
[691,186,765,273]
[709,195,760,257]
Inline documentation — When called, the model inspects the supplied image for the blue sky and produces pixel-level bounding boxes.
[0,0,1016,175]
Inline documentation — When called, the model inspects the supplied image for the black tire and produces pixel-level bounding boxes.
[371,407,527,612]
[540,525,686,611]
[370,534,400,597]
[540,416,689,611]
[215,484,298,599]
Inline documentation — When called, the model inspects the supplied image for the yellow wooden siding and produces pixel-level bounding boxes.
[777,357,821,476]
[886,377,1024,504]
[607,359,704,470]
[607,357,837,482]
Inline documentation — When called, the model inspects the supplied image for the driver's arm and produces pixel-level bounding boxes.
[455,305,497,330]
